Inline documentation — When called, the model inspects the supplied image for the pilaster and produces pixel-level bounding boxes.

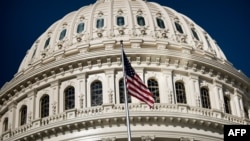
[27,90,37,123]
[77,73,86,108]
[188,73,199,107]
[161,69,174,104]
[8,101,17,130]
[213,81,224,111]
[105,69,115,104]
[50,80,60,115]
[232,89,244,117]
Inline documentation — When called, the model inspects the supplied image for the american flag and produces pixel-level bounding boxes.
[122,49,155,108]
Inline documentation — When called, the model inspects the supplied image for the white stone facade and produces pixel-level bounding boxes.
[0,0,249,141]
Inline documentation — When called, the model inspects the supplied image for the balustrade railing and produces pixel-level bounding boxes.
[1,103,249,140]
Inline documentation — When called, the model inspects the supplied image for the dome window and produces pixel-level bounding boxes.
[137,16,145,26]
[59,29,67,40]
[3,118,8,132]
[117,16,125,26]
[96,18,104,29]
[20,105,27,126]
[44,37,50,49]
[77,22,85,33]
[205,35,212,48]
[224,96,231,114]
[119,79,131,103]
[174,21,183,34]
[200,88,211,109]
[40,95,50,118]
[156,17,165,29]
[191,28,199,40]
[64,86,75,110]
[148,79,160,103]
[91,81,103,106]
[32,47,37,58]
[175,82,187,104]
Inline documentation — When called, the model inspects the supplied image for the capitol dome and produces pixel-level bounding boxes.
[0,0,250,141]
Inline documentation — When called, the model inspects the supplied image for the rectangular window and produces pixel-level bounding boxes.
[96,18,104,29]
[137,16,145,26]
[117,16,125,26]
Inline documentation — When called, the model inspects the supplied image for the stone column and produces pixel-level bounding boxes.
[232,89,244,117]
[188,73,200,107]
[77,73,86,108]
[27,90,37,123]
[161,69,174,104]
[8,101,17,131]
[213,81,224,111]
[105,69,115,104]
[50,81,60,115]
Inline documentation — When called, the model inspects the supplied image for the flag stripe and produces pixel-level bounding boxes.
[122,48,155,108]
[126,77,154,103]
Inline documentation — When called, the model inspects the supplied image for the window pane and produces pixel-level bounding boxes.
[205,36,212,48]
[44,37,50,49]
[20,106,27,126]
[119,79,131,103]
[200,88,211,109]
[65,87,75,110]
[156,18,165,29]
[77,23,85,33]
[137,16,145,26]
[148,79,160,103]
[191,28,199,40]
[117,16,125,26]
[175,22,183,34]
[41,95,50,118]
[4,118,8,131]
[224,96,231,114]
[91,81,103,106]
[59,29,67,40]
[96,19,104,29]
[175,82,187,104]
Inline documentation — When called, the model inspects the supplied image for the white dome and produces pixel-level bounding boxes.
[0,0,249,141]
[18,0,227,72]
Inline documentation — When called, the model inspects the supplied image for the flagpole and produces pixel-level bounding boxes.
[120,40,132,141]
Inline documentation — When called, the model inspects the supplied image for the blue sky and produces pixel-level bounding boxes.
[0,0,249,87]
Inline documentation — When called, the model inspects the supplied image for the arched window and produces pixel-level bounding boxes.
[20,105,27,126]
[205,36,212,48]
[191,28,199,40]
[175,82,187,104]
[156,17,165,29]
[41,95,50,118]
[91,81,103,106]
[3,118,8,132]
[117,16,125,26]
[44,37,50,49]
[224,96,231,114]
[59,29,67,40]
[137,16,145,26]
[200,88,211,109]
[77,22,85,33]
[96,18,104,29]
[148,79,160,103]
[174,21,183,34]
[119,79,131,103]
[64,86,75,110]
[32,47,37,58]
